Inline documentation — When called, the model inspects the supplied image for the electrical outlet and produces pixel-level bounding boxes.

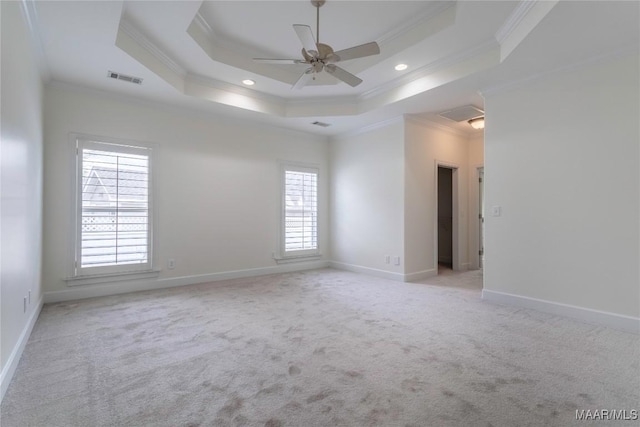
[384,255,390,264]
[168,259,175,270]
[492,206,502,217]
[394,256,400,266]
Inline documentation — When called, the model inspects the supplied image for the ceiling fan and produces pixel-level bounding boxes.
[253,0,380,89]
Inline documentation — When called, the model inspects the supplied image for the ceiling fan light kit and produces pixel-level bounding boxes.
[253,0,380,89]
[468,117,485,130]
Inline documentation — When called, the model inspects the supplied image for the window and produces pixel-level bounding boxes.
[73,137,154,277]
[282,165,319,257]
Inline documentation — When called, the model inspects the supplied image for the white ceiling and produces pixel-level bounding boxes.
[30,1,639,136]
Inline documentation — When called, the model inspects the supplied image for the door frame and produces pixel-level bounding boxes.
[434,161,460,272]
[466,165,485,270]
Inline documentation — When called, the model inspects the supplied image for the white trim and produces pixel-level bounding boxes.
[48,81,326,140]
[481,44,638,97]
[119,18,187,78]
[186,73,284,106]
[45,261,329,303]
[403,268,438,282]
[332,116,404,140]
[273,254,323,265]
[376,1,454,45]
[482,290,640,334]
[404,114,470,138]
[69,134,158,278]
[280,162,321,258]
[329,261,405,282]
[65,269,160,286]
[192,11,216,39]
[495,0,537,45]
[1,296,43,402]
[360,39,498,102]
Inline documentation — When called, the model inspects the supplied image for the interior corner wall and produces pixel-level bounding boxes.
[404,119,471,279]
[329,120,405,280]
[482,52,639,319]
[1,1,44,399]
[42,84,329,300]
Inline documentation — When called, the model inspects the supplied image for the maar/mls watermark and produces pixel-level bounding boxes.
[576,409,638,421]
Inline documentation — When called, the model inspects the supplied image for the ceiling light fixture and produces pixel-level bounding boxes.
[395,63,408,71]
[468,117,485,130]
[242,79,255,86]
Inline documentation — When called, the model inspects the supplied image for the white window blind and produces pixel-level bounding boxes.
[284,167,318,254]
[76,140,152,275]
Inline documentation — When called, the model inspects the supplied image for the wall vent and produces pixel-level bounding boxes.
[108,71,143,85]
[311,121,331,127]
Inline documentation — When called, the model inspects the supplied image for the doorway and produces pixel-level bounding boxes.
[436,164,459,274]
[478,167,484,269]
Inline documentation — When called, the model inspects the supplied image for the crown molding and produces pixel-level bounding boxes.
[480,43,639,98]
[361,38,499,101]
[185,73,285,106]
[46,80,328,139]
[404,114,471,138]
[331,116,404,140]
[495,0,559,62]
[192,11,216,39]
[377,1,455,45]
[19,0,51,82]
[495,0,537,45]
[119,18,187,78]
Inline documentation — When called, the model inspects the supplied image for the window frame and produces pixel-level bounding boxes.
[280,162,320,259]
[69,134,157,280]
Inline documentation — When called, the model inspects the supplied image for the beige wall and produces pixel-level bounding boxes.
[42,83,329,300]
[404,118,475,279]
[483,52,639,319]
[329,120,406,280]
[1,1,44,398]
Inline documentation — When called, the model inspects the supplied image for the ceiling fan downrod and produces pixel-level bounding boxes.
[311,0,325,44]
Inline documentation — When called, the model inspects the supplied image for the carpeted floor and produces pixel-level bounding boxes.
[1,268,638,426]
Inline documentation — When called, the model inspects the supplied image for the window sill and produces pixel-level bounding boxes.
[273,254,323,264]
[65,269,160,286]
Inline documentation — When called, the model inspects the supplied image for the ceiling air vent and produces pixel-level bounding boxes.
[438,105,484,122]
[311,121,331,128]
[107,71,143,85]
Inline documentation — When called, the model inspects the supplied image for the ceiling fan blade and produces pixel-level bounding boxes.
[292,68,314,90]
[324,64,362,87]
[293,24,318,56]
[329,42,380,63]
[253,58,306,64]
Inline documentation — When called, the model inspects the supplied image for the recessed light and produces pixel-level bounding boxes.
[394,64,408,71]
[242,79,255,86]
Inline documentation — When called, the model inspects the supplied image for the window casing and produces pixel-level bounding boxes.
[282,165,319,257]
[73,137,154,277]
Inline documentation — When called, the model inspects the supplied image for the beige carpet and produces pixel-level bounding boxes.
[1,268,638,426]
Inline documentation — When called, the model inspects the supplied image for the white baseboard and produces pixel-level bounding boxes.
[482,289,640,334]
[1,296,44,403]
[44,260,330,303]
[329,261,405,282]
[403,268,437,282]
